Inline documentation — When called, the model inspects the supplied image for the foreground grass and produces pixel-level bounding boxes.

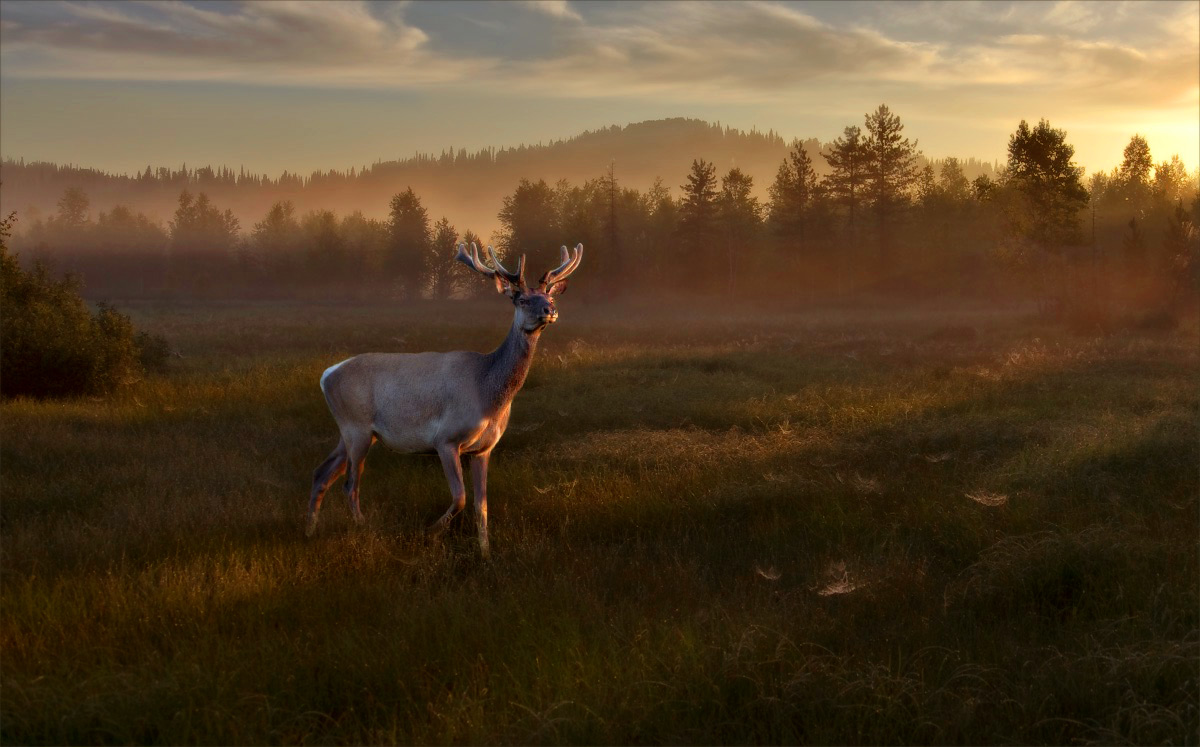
[2,299,1197,744]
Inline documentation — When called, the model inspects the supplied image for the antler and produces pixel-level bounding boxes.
[539,243,583,290]
[455,242,525,288]
[486,245,525,287]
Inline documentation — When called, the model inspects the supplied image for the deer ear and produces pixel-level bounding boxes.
[547,279,568,297]
[495,275,522,300]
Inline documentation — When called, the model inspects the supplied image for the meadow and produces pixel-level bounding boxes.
[2,297,1197,745]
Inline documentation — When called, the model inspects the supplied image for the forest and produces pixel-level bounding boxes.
[2,107,1197,325]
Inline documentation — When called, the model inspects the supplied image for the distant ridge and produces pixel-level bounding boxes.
[0,117,996,240]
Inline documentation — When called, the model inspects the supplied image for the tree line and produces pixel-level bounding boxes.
[7,105,1198,320]
[0,119,826,241]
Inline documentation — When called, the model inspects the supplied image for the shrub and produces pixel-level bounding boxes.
[1,212,169,398]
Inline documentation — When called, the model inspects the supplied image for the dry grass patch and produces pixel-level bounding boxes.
[2,300,1196,744]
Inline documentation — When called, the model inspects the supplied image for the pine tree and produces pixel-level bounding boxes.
[677,159,719,285]
[167,190,240,293]
[457,229,488,298]
[1162,199,1199,302]
[302,210,344,284]
[718,167,762,293]
[822,125,869,240]
[939,158,971,204]
[425,217,459,298]
[496,178,560,264]
[864,104,921,267]
[386,187,431,295]
[644,178,678,286]
[252,201,303,280]
[767,141,818,250]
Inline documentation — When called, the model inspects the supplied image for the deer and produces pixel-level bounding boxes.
[306,241,582,557]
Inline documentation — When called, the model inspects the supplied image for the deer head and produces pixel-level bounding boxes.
[456,242,582,333]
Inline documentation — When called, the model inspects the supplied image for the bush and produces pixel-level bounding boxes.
[1,212,169,398]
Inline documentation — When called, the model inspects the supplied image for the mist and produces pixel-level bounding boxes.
[2,112,1195,332]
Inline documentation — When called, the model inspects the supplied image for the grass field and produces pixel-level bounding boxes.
[2,298,1197,744]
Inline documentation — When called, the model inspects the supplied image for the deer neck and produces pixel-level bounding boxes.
[481,319,541,413]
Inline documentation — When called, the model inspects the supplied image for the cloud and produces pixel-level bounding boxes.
[0,0,1194,116]
[920,28,1197,112]
[0,0,489,86]
[518,1,582,23]
[505,1,937,102]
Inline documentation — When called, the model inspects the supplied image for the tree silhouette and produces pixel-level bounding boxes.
[95,205,166,253]
[1119,136,1153,187]
[939,158,971,204]
[386,188,431,296]
[768,141,819,252]
[457,228,488,298]
[425,216,459,298]
[554,178,600,275]
[864,105,921,269]
[339,211,388,290]
[1002,119,1088,312]
[822,125,870,283]
[1153,155,1190,204]
[1162,199,1199,303]
[677,159,719,286]
[94,205,169,295]
[252,201,303,280]
[55,187,90,229]
[170,191,239,253]
[1004,119,1088,253]
[643,178,678,286]
[496,178,560,264]
[719,167,763,293]
[168,190,240,293]
[302,209,345,284]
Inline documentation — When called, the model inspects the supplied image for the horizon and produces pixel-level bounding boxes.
[1,0,1197,179]
[2,116,1011,181]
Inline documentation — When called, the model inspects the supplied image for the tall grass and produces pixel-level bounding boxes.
[2,299,1197,744]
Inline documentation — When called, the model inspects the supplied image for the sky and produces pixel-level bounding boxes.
[1,0,1197,178]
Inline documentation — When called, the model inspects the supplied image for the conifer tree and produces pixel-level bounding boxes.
[719,167,762,292]
[425,216,459,298]
[822,125,869,240]
[864,104,921,267]
[386,187,432,295]
[496,178,559,262]
[768,141,819,249]
[677,159,719,284]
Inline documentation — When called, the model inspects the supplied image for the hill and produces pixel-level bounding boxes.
[0,118,995,241]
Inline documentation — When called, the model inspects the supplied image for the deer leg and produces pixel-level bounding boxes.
[431,444,467,532]
[469,452,491,558]
[343,433,373,526]
[307,441,347,536]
